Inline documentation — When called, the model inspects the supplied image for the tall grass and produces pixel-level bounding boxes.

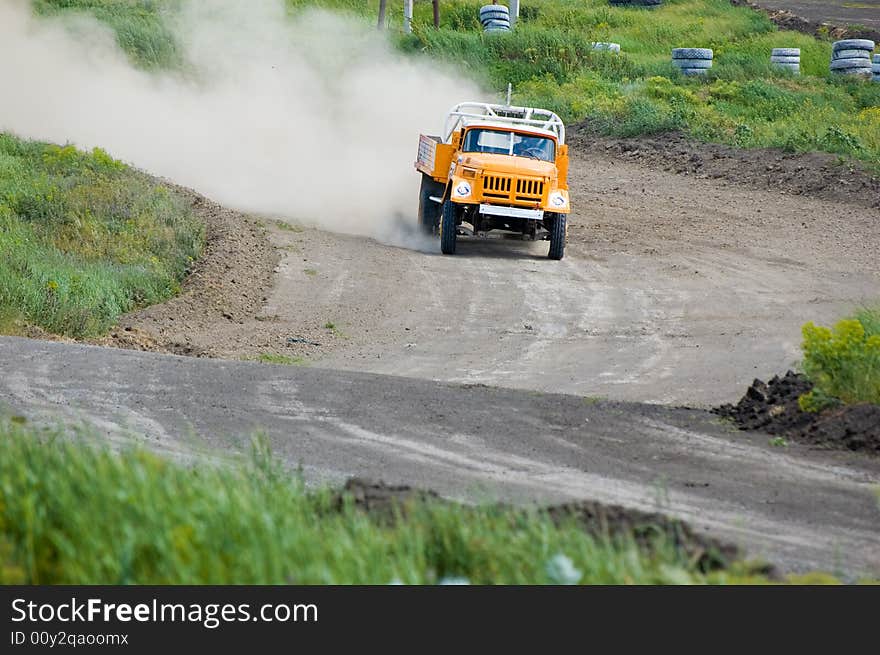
[0,134,203,337]
[32,0,182,69]
[399,1,880,164]
[0,419,730,584]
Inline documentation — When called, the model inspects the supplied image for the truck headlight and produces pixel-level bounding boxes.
[549,191,568,209]
[453,181,472,198]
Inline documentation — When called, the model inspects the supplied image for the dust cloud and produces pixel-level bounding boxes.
[0,0,481,248]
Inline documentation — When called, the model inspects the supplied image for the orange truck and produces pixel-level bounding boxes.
[415,101,570,259]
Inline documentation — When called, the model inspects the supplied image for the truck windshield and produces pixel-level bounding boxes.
[462,129,556,162]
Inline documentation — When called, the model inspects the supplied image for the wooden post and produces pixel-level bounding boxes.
[377,0,386,29]
[403,0,413,33]
[432,0,440,28]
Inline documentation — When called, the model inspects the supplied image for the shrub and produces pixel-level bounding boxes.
[799,318,880,411]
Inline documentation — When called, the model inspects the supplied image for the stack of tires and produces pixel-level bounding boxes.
[672,48,713,76]
[591,42,621,53]
[770,48,800,74]
[609,0,663,6]
[480,4,511,33]
[829,39,875,77]
[873,54,880,83]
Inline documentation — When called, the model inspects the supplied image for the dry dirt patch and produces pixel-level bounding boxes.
[569,128,880,210]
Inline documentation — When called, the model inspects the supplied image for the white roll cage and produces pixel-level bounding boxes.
[443,102,566,145]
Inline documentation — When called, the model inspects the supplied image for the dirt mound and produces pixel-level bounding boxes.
[804,403,880,453]
[716,372,880,454]
[716,371,815,434]
[544,500,747,573]
[569,129,880,210]
[729,0,880,43]
[95,184,279,357]
[339,478,753,573]
[340,477,442,517]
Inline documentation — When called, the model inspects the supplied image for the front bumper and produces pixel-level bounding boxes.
[478,204,544,220]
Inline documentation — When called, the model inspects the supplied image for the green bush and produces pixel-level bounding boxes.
[799,317,880,411]
[0,133,203,337]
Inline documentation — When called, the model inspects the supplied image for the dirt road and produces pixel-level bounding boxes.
[752,0,880,31]
[10,139,876,576]
[2,336,879,576]
[119,146,879,406]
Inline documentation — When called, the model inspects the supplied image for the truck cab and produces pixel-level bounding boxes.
[415,102,569,259]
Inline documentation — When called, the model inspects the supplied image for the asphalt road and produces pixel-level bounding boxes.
[2,336,878,577]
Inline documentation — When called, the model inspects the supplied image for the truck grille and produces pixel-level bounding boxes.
[483,174,511,200]
[481,175,544,204]
[515,178,544,201]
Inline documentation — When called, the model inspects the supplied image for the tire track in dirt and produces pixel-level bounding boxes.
[94,140,880,408]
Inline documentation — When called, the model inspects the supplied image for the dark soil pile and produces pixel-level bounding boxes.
[544,500,745,573]
[716,371,815,434]
[716,372,880,454]
[569,129,880,210]
[339,478,751,573]
[803,404,880,454]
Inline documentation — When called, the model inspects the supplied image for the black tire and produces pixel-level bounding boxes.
[831,39,875,52]
[672,58,713,69]
[770,56,800,64]
[440,200,458,255]
[480,5,510,16]
[671,47,713,60]
[548,213,565,260]
[418,174,444,235]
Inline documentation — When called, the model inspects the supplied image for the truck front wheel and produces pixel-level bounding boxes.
[418,174,444,235]
[440,200,458,255]
[548,213,566,260]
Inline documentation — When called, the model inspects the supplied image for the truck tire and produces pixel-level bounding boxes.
[548,213,565,260]
[418,174,444,235]
[672,58,713,69]
[831,39,875,52]
[440,200,458,255]
[672,48,713,60]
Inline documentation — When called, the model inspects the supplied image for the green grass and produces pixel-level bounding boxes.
[0,418,768,584]
[31,0,880,169]
[398,0,880,166]
[32,0,181,70]
[274,219,304,233]
[799,309,880,411]
[854,306,880,338]
[253,352,306,365]
[0,134,203,338]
